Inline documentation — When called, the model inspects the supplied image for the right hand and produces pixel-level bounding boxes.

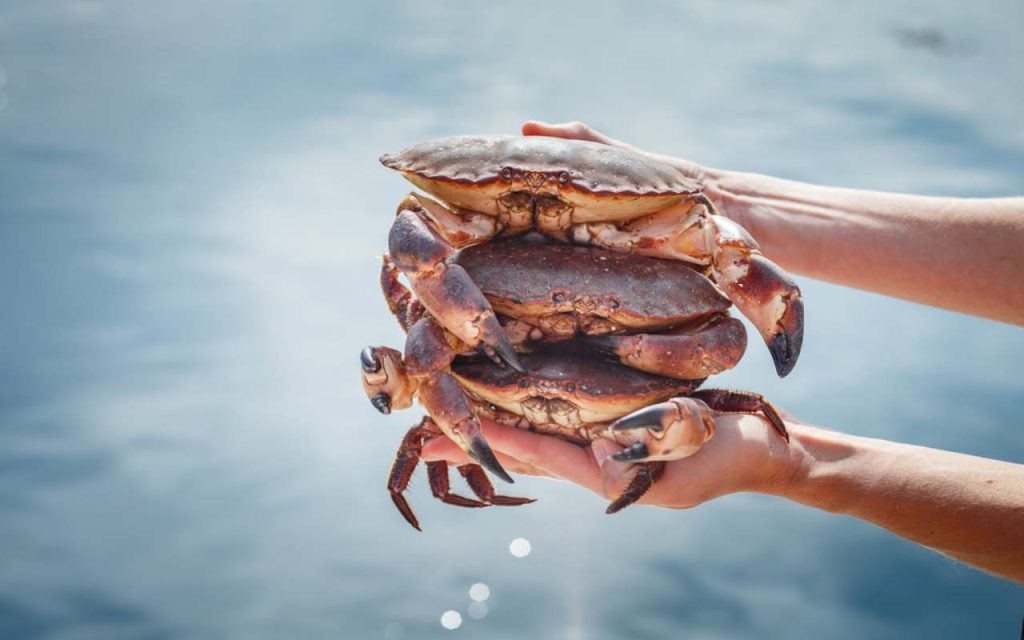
[521,120,760,235]
[521,120,713,192]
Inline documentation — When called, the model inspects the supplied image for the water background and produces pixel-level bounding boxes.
[1,1,1022,638]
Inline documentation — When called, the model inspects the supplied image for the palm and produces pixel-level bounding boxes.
[421,413,782,511]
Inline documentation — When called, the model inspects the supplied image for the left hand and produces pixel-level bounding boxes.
[421,413,797,510]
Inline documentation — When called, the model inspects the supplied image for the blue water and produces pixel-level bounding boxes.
[1,1,1022,638]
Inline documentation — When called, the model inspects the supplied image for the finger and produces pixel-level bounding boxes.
[773,406,804,425]
[422,435,557,479]
[478,419,604,493]
[424,418,604,493]
[521,120,615,145]
[591,438,638,501]
[422,436,473,465]
[494,453,557,478]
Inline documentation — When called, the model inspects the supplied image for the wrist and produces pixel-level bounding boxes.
[739,418,811,498]
[760,423,893,515]
[702,169,770,243]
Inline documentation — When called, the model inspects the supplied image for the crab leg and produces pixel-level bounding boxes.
[605,462,666,515]
[393,316,513,483]
[387,419,520,531]
[388,194,522,371]
[690,388,789,442]
[426,461,489,508]
[417,369,514,484]
[387,418,438,531]
[380,254,427,332]
[584,315,746,380]
[458,465,536,506]
[570,196,804,377]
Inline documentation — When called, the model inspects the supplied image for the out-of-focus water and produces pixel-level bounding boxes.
[1,1,1022,638]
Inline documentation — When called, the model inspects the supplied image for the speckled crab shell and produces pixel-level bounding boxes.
[379,135,702,222]
[451,240,731,333]
[451,349,703,435]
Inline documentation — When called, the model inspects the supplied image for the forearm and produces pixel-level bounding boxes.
[704,169,1024,324]
[761,422,1024,581]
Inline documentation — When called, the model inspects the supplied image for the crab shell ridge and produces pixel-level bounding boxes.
[380,135,703,221]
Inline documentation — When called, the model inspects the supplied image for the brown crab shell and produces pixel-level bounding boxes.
[451,350,702,432]
[380,135,702,222]
[451,240,731,334]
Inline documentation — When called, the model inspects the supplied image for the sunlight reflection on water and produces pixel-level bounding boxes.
[508,538,532,558]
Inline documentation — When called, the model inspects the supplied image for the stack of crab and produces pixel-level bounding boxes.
[360,135,804,530]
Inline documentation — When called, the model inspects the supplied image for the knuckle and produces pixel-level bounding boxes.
[569,121,590,134]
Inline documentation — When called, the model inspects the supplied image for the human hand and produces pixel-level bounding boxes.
[521,120,758,233]
[420,412,800,511]
[521,120,713,185]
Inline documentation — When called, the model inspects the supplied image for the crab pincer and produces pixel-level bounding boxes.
[608,397,718,462]
[608,388,789,464]
[388,195,523,372]
[362,314,517,485]
[707,217,804,378]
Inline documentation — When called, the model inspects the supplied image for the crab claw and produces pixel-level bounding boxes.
[709,217,804,377]
[388,200,524,373]
[611,442,650,462]
[585,315,746,380]
[724,252,804,378]
[371,392,392,415]
[360,346,382,373]
[479,338,526,374]
[467,435,514,484]
[418,370,515,484]
[766,287,804,378]
[610,405,668,433]
[607,397,716,462]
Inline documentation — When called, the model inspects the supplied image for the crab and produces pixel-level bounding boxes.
[361,240,788,529]
[379,134,804,381]
[445,239,749,380]
[384,239,750,381]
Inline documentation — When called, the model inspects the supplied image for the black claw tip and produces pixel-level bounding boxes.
[768,299,803,378]
[492,340,525,373]
[611,442,649,462]
[468,436,514,484]
[768,333,796,378]
[361,347,381,373]
[581,334,614,354]
[371,392,391,415]
[610,406,666,432]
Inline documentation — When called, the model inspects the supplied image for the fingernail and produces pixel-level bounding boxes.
[591,438,620,468]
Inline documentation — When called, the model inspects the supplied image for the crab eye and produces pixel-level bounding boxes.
[360,347,381,373]
[501,167,513,181]
[558,171,570,184]
[371,392,391,414]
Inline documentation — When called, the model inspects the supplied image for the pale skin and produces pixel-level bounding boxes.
[422,121,1024,582]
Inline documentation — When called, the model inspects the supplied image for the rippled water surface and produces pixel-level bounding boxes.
[1,2,1023,638]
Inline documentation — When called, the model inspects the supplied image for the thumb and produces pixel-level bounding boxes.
[591,438,636,500]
